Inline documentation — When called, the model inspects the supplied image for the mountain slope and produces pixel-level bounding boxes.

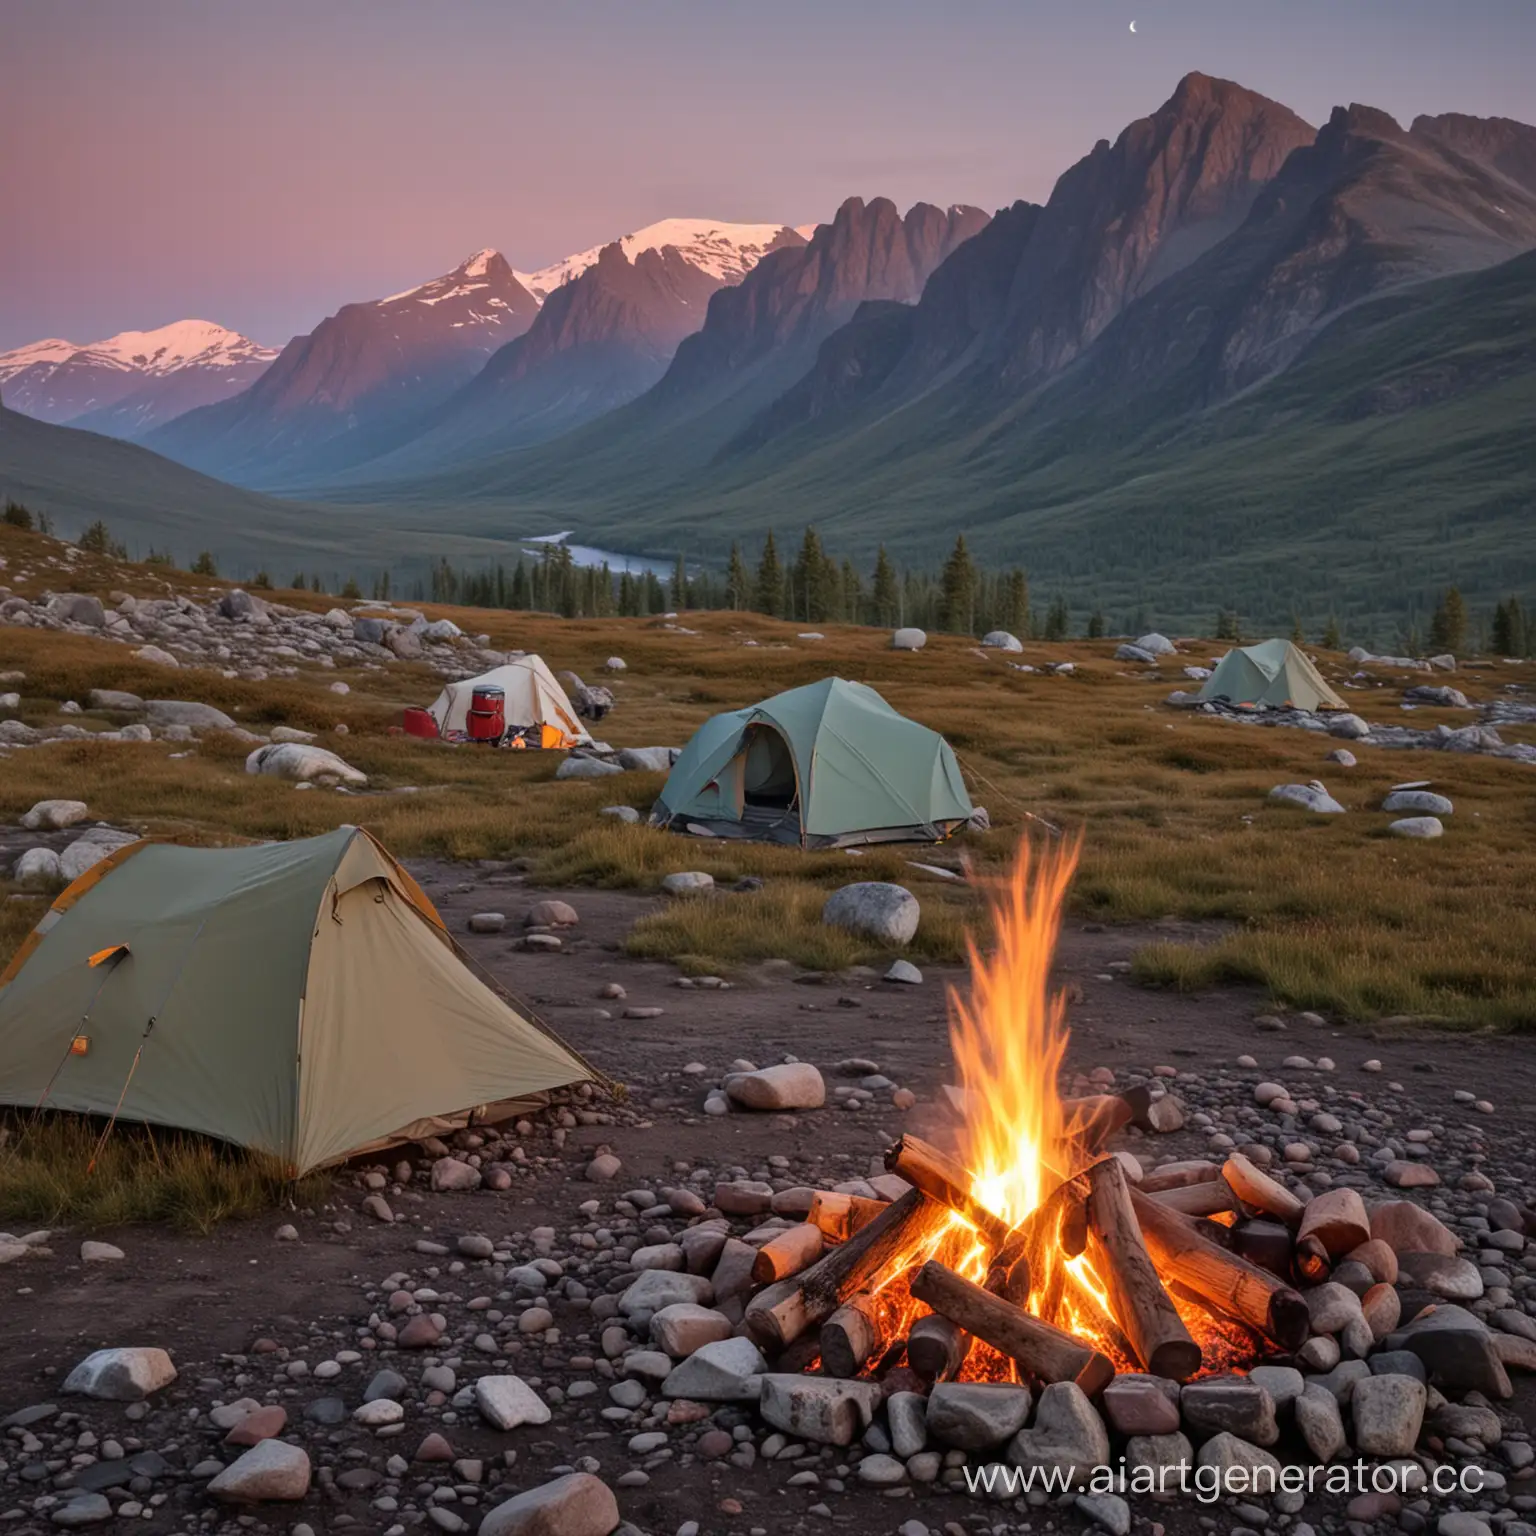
[0,322,277,436]
[144,251,539,489]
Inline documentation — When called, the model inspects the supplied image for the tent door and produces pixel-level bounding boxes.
[742,726,797,810]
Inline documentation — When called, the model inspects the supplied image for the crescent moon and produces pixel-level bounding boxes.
[1129,19,1137,31]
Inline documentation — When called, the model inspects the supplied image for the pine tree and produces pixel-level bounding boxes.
[1428,586,1466,655]
[78,520,113,554]
[1289,615,1304,644]
[1002,569,1029,636]
[840,558,862,624]
[291,573,307,591]
[670,553,689,611]
[1086,607,1106,639]
[724,544,750,610]
[2,499,33,530]
[1492,597,1527,658]
[1214,607,1240,641]
[791,526,840,622]
[1321,614,1341,650]
[938,535,977,634]
[341,577,362,599]
[1043,594,1069,642]
[754,533,784,616]
[871,547,900,627]
[191,550,218,577]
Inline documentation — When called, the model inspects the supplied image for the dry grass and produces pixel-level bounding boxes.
[0,1116,329,1233]
[4,522,1536,1027]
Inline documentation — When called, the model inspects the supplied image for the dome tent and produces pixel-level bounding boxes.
[0,827,595,1173]
[651,677,973,848]
[426,657,588,747]
[1198,638,1344,712]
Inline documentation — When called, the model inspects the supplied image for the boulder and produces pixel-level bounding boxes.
[650,1303,733,1357]
[600,805,639,823]
[1196,1433,1282,1478]
[1383,1305,1511,1399]
[925,1383,1033,1450]
[1352,1373,1425,1457]
[1294,1382,1347,1462]
[1114,644,1156,663]
[1329,713,1371,739]
[981,631,1023,653]
[478,1473,620,1536]
[59,827,139,882]
[1404,685,1470,708]
[1389,817,1443,839]
[145,699,235,731]
[245,743,367,785]
[892,628,927,651]
[1269,781,1346,813]
[1298,1189,1372,1258]
[1382,790,1453,816]
[21,799,88,832]
[133,645,179,667]
[556,756,623,780]
[1136,632,1177,655]
[618,1269,713,1321]
[603,657,626,672]
[1180,1377,1278,1444]
[48,594,106,628]
[14,846,61,882]
[617,746,677,772]
[475,1375,551,1430]
[1006,1381,1109,1487]
[353,617,388,645]
[217,590,265,622]
[725,1063,826,1112]
[1370,1201,1459,1256]
[759,1375,883,1446]
[88,689,144,711]
[63,1347,177,1401]
[525,899,578,927]
[884,959,923,984]
[661,871,714,895]
[207,1440,311,1502]
[659,1336,765,1401]
[430,1158,480,1192]
[420,619,462,641]
[1103,1375,1181,1435]
[1395,1251,1483,1300]
[468,912,506,934]
[822,882,920,946]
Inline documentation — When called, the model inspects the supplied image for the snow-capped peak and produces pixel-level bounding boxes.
[461,248,500,278]
[514,218,804,302]
[0,320,276,382]
[381,249,515,306]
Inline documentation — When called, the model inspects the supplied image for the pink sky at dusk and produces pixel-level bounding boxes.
[2,0,1533,351]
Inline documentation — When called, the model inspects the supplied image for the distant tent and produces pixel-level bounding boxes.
[651,677,974,848]
[0,827,595,1173]
[426,657,588,747]
[1198,638,1345,711]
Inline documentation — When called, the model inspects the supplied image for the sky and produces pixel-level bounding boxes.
[2,0,1534,351]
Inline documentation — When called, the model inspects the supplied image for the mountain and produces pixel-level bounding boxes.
[144,250,539,489]
[0,321,276,437]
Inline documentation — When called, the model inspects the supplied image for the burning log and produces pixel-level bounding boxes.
[1084,1157,1202,1382]
[745,1188,946,1350]
[752,1224,824,1284]
[909,1259,1115,1395]
[1061,1094,1135,1153]
[883,1134,1012,1248]
[984,1232,1032,1307]
[806,1191,888,1244]
[819,1294,882,1378]
[1294,1235,1332,1286]
[906,1314,972,1382]
[1222,1153,1305,1226]
[1130,1188,1308,1351]
[1146,1178,1238,1218]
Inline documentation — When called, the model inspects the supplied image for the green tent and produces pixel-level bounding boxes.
[650,677,974,847]
[1198,638,1345,711]
[0,827,594,1173]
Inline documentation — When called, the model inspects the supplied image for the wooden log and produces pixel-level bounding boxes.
[1005,1164,1097,1323]
[745,1188,945,1350]
[1061,1094,1135,1153]
[752,1223,824,1284]
[806,1190,888,1245]
[820,1293,882,1378]
[1084,1157,1202,1382]
[906,1313,972,1382]
[984,1233,1032,1308]
[884,1134,1011,1247]
[1129,1187,1309,1351]
[1147,1178,1239,1218]
[1294,1234,1332,1286]
[909,1259,1115,1394]
[1140,1160,1223,1194]
[1222,1153,1306,1227]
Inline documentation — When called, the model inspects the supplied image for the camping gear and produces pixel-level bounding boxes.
[467,685,506,743]
[1198,638,1345,712]
[0,827,595,1173]
[402,707,439,739]
[426,658,587,748]
[651,677,973,848]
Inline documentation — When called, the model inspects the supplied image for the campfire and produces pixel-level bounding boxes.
[741,839,1311,1392]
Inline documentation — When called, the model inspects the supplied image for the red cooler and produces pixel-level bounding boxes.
[467,685,506,743]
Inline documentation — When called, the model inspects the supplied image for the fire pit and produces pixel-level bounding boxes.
[738,840,1303,1394]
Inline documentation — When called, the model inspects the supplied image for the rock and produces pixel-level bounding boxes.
[21,799,88,831]
[468,912,507,933]
[1327,748,1358,766]
[269,725,316,743]
[725,1063,825,1111]
[144,699,234,730]
[1348,1238,1400,1284]
[431,1158,481,1192]
[1077,1494,1132,1536]
[1195,1433,1282,1478]
[759,1375,883,1446]
[1370,1201,1459,1256]
[556,756,623,779]
[1269,781,1346,813]
[1246,1366,1305,1410]
[1136,632,1177,656]
[133,645,179,667]
[585,1153,622,1182]
[478,1473,620,1536]
[1125,1432,1194,1475]
[420,618,462,641]
[207,1440,312,1501]
[822,882,920,945]
[892,628,926,651]
[617,746,676,772]
[1295,1383,1347,1462]
[1351,1373,1426,1456]
[1180,1377,1279,1444]
[1438,1518,1493,1536]
[888,1390,928,1456]
[14,846,61,881]
[63,1347,176,1401]
[1329,713,1371,738]
[603,657,626,672]
[1114,643,1155,663]
[474,1375,552,1430]
[659,1337,765,1401]
[981,631,1023,652]
[1103,1375,1181,1435]
[600,805,640,823]
[245,742,367,785]
[49,1493,114,1527]
[527,899,579,927]
[925,1383,1033,1450]
[1385,1305,1512,1398]
[1363,1282,1402,1340]
[1383,790,1454,815]
[884,959,923,984]
[1405,685,1470,708]
[1389,817,1444,839]
[1298,1189,1372,1258]
[79,1241,124,1263]
[1396,1251,1483,1299]
[650,1303,732,1357]
[661,871,714,895]
[858,1451,908,1485]
[353,1397,405,1428]
[224,1405,288,1446]
[618,1270,713,1321]
[1005,1381,1110,1486]
[1306,1282,1365,1335]
[59,827,139,882]
[49,593,107,627]
[397,1314,444,1348]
